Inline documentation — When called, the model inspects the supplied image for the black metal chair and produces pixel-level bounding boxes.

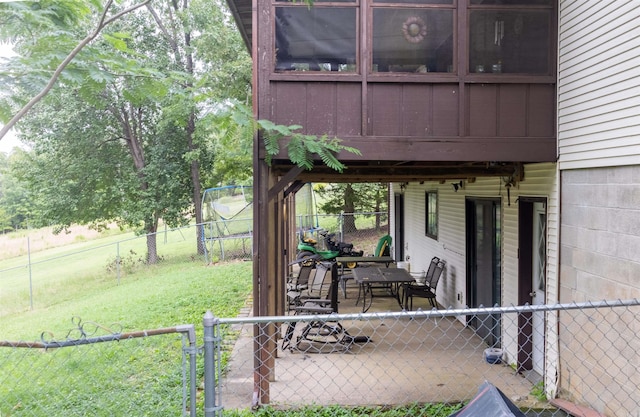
[286,259,318,310]
[402,257,445,310]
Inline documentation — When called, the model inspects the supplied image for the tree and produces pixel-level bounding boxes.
[315,183,388,232]
[0,0,252,262]
[144,0,251,254]
[13,82,195,263]
[0,0,151,141]
[0,149,39,231]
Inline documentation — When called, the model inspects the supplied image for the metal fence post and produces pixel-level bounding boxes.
[203,310,220,417]
[116,241,121,285]
[177,324,198,417]
[27,236,33,310]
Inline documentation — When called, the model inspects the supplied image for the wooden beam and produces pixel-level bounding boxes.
[270,162,524,183]
[284,180,305,198]
[261,137,557,163]
[268,166,304,201]
[253,159,271,406]
[550,399,606,417]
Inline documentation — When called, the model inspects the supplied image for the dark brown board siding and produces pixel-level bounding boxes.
[368,84,459,137]
[468,83,555,137]
[272,82,362,136]
[271,81,553,140]
[336,137,557,162]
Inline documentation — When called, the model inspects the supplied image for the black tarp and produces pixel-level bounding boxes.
[449,381,527,417]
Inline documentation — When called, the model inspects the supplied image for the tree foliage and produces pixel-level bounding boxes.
[259,120,361,173]
[316,183,388,214]
[0,0,151,139]
[0,150,37,231]
[205,101,362,184]
[199,101,254,187]
[0,0,252,262]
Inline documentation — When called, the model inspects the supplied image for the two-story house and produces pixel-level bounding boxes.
[225,0,639,414]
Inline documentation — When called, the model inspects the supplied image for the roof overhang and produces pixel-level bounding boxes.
[226,0,252,54]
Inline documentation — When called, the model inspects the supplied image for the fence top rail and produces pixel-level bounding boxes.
[0,324,195,349]
[214,298,640,325]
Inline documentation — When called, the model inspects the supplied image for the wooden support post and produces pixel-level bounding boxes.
[253,157,271,406]
[253,157,302,406]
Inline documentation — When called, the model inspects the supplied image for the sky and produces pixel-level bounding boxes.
[0,42,22,154]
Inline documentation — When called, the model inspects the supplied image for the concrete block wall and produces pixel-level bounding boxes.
[559,165,640,416]
[559,165,640,303]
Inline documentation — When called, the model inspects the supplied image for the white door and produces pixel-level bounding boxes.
[531,202,546,375]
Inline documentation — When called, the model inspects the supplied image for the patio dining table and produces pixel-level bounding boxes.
[351,267,415,312]
[335,256,395,298]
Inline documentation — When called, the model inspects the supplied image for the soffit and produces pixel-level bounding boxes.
[226,0,252,53]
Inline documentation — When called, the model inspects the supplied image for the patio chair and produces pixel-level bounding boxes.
[282,261,370,352]
[286,259,317,310]
[349,234,395,300]
[402,257,445,310]
[286,258,332,308]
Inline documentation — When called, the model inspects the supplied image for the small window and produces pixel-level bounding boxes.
[468,10,551,74]
[275,7,357,72]
[372,9,454,73]
[470,0,551,4]
[425,191,438,239]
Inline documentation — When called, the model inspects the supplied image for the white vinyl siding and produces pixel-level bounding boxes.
[398,163,558,310]
[558,0,640,170]
[396,163,558,376]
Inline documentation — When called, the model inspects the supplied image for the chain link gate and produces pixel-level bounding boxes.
[1,321,198,417]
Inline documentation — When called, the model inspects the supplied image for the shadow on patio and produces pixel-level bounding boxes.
[220,271,548,413]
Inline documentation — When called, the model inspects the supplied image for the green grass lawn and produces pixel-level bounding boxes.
[0,258,253,340]
[0,224,228,318]
[0,227,253,416]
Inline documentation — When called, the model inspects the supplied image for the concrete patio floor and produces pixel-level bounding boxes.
[221,274,551,412]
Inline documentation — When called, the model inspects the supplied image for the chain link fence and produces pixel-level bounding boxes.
[0,321,197,417]
[2,299,639,416]
[0,223,231,315]
[213,299,640,417]
[201,211,390,263]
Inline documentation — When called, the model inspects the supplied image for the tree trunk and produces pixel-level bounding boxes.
[181,9,205,255]
[187,113,205,255]
[145,218,159,264]
[148,2,205,255]
[375,191,381,231]
[343,184,357,233]
[116,104,161,264]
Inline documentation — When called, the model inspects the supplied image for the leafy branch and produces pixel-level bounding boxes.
[257,119,361,173]
[0,0,152,141]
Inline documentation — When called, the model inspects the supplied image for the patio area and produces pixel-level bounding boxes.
[220,267,549,412]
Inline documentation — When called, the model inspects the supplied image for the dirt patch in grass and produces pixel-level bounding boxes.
[343,227,389,256]
[0,225,108,261]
